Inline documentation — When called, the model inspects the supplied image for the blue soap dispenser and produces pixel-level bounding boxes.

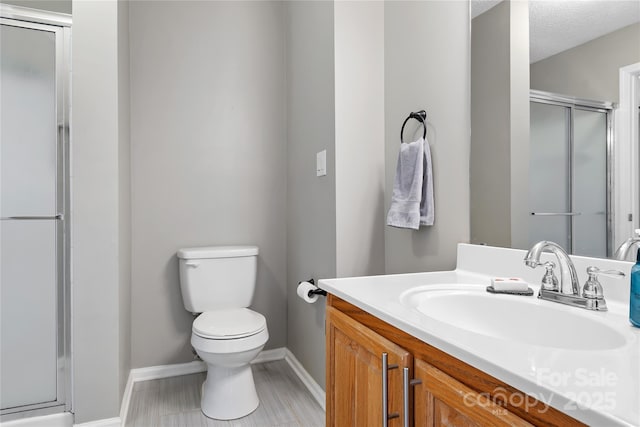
[631,248,640,327]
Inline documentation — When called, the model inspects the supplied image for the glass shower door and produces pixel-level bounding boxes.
[529,102,572,251]
[529,94,611,257]
[1,18,68,415]
[572,109,608,258]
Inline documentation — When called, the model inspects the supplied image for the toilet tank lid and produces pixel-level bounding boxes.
[177,245,259,259]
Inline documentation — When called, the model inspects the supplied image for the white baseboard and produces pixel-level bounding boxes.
[0,409,119,427]
[119,359,206,426]
[73,417,120,427]
[119,346,325,425]
[251,347,287,364]
[119,370,135,426]
[2,412,73,427]
[127,360,206,383]
[283,349,326,410]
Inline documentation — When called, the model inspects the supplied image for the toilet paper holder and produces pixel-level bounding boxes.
[299,279,327,297]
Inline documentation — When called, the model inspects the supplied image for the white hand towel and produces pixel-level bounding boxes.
[386,138,424,230]
[420,137,435,226]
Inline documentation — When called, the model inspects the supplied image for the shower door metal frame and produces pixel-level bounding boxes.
[0,5,71,419]
[530,89,615,257]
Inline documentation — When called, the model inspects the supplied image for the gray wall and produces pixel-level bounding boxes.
[470,2,511,247]
[334,1,386,278]
[285,1,335,391]
[117,0,131,401]
[531,23,640,103]
[284,0,387,391]
[69,2,472,417]
[470,0,529,250]
[71,0,130,422]
[508,0,530,250]
[384,1,471,273]
[129,1,288,368]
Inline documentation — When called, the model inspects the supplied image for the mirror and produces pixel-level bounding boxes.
[470,0,640,260]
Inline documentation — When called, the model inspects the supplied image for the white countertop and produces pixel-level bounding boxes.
[319,244,640,427]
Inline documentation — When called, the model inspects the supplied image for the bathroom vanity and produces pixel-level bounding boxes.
[320,244,640,427]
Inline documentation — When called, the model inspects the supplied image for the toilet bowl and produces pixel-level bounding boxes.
[177,246,269,420]
[191,309,269,419]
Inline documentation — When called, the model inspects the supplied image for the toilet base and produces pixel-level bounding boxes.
[200,363,259,420]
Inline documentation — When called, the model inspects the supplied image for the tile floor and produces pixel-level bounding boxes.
[125,360,325,427]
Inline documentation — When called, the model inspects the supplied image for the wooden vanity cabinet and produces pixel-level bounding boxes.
[326,306,411,426]
[326,295,585,427]
[413,359,532,426]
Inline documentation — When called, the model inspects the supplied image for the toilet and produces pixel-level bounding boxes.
[177,245,268,420]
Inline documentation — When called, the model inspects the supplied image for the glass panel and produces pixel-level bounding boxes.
[572,109,607,257]
[529,102,571,251]
[0,22,60,411]
[1,220,58,409]
[1,24,57,217]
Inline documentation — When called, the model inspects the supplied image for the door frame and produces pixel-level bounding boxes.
[615,62,640,250]
[0,4,72,420]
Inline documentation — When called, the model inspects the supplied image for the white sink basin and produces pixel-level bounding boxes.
[400,285,631,351]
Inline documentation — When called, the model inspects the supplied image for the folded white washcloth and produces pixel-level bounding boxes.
[386,138,424,230]
[490,277,529,292]
[420,136,434,226]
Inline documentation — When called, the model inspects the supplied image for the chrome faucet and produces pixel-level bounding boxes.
[524,241,580,295]
[614,229,640,261]
[524,241,624,311]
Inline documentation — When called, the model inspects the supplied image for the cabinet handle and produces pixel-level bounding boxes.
[402,367,422,427]
[382,353,399,426]
[403,368,409,427]
[382,353,389,426]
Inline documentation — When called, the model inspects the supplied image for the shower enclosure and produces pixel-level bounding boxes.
[1,6,71,420]
[529,90,613,258]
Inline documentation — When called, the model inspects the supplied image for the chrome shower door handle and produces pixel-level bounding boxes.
[1,214,64,220]
[530,212,581,216]
[593,269,625,278]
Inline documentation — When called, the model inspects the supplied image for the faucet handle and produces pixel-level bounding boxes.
[582,267,625,299]
[541,261,559,291]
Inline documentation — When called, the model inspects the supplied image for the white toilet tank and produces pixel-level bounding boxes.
[177,245,259,313]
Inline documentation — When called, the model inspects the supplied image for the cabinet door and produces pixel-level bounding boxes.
[413,359,532,427]
[326,306,412,427]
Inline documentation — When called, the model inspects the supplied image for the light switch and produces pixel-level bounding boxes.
[316,150,327,177]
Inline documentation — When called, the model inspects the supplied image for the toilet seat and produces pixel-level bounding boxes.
[191,324,269,355]
[193,308,266,339]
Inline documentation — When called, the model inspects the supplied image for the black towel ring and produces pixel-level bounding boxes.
[400,110,427,143]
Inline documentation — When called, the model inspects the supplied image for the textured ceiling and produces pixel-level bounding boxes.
[471,0,640,63]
